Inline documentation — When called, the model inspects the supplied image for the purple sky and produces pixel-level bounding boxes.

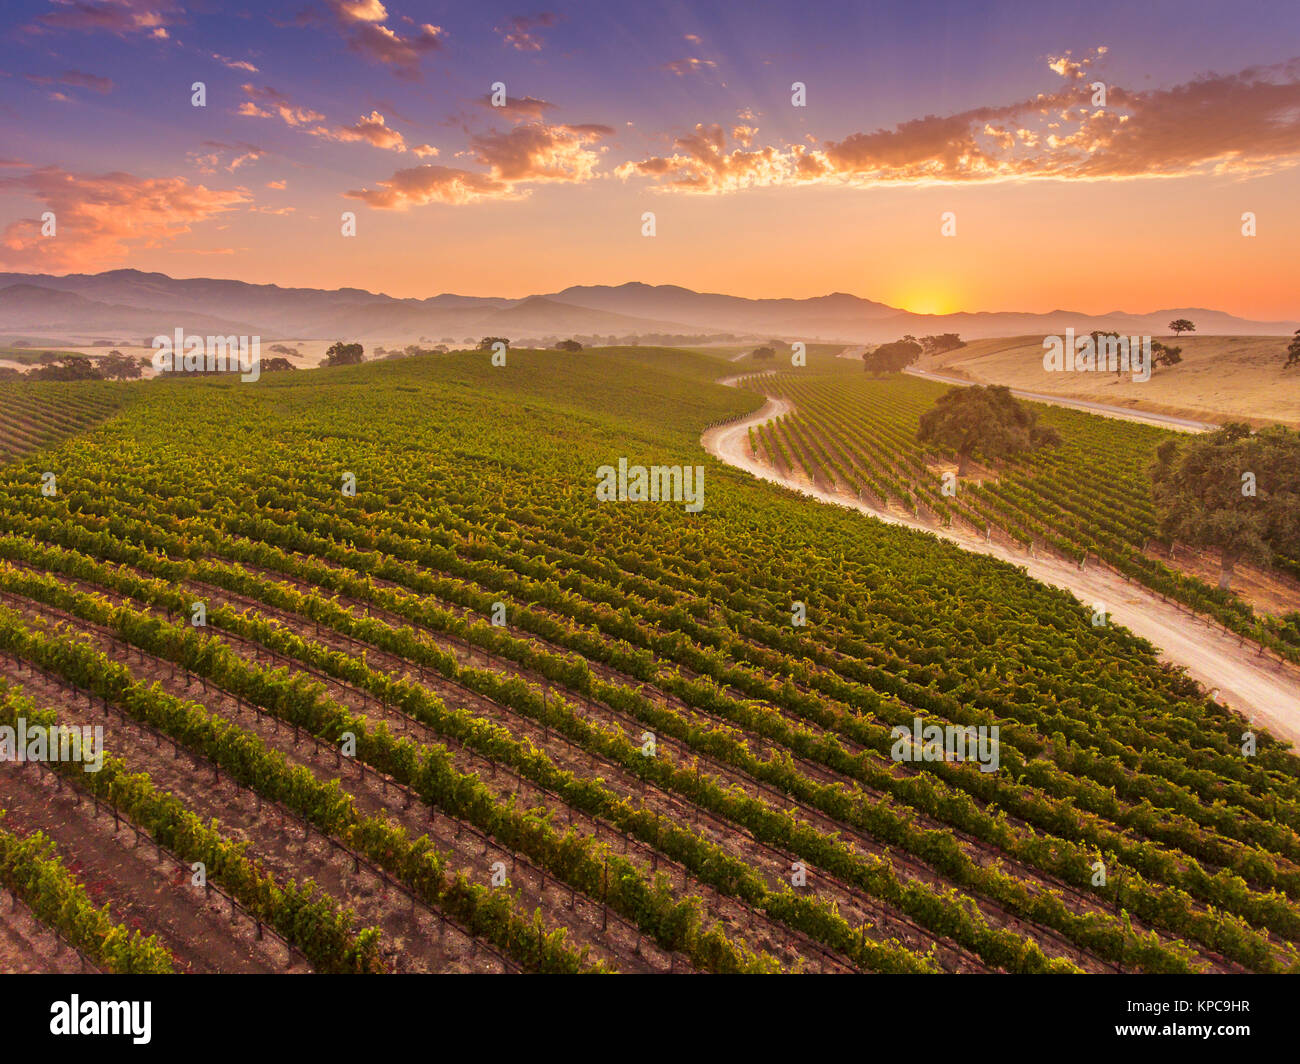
[3,1,1299,316]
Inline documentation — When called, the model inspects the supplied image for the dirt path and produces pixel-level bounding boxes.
[701,388,1300,750]
[0,894,85,973]
[903,367,1217,433]
[0,764,288,974]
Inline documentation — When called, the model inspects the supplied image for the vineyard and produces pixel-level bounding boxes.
[740,366,1300,659]
[1,347,1299,974]
[0,380,130,463]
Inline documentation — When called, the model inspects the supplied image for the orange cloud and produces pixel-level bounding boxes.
[662,57,716,77]
[0,165,249,269]
[821,57,1300,183]
[469,122,612,182]
[24,69,113,95]
[1047,46,1108,81]
[336,0,387,20]
[620,55,1300,193]
[348,120,612,207]
[496,13,559,52]
[189,141,265,174]
[238,84,324,127]
[326,1,444,77]
[27,0,179,38]
[478,94,556,122]
[616,122,799,191]
[236,88,422,156]
[344,165,515,207]
[213,53,258,73]
[313,110,408,151]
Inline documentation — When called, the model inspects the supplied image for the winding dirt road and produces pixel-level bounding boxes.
[903,367,1218,433]
[702,387,1300,749]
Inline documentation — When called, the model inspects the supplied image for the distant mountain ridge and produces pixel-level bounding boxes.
[0,269,1293,344]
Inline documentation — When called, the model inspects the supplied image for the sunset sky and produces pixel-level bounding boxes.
[2,0,1299,318]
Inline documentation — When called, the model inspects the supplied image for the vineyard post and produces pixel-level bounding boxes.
[1113,874,1124,972]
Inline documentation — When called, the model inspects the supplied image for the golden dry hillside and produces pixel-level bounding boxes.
[926,334,1300,428]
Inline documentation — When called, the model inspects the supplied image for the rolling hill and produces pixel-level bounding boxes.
[922,334,1300,428]
[0,269,1294,345]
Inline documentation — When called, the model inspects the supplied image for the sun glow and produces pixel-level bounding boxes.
[894,292,961,316]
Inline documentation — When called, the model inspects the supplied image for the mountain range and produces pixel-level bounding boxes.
[0,270,1294,346]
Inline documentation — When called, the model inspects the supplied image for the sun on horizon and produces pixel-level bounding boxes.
[893,292,963,317]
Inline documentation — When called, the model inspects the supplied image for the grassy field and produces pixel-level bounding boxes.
[0,348,1297,974]
[926,334,1300,429]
